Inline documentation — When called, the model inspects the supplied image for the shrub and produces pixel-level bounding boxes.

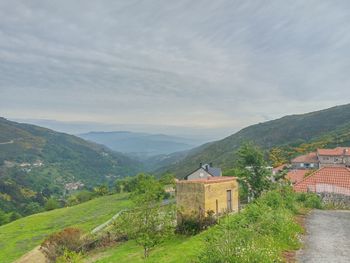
[176,210,217,235]
[40,228,84,262]
[56,250,83,263]
[303,193,323,209]
[198,187,304,263]
[45,198,60,211]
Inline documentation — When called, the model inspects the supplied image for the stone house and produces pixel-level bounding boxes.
[317,147,350,168]
[291,147,350,169]
[291,152,319,169]
[176,176,239,219]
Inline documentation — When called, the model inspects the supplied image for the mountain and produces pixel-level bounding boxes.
[78,131,202,158]
[161,104,350,177]
[0,117,142,213]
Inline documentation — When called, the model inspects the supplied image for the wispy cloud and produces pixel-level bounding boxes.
[1,1,350,138]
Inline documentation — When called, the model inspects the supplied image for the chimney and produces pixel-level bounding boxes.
[205,164,209,171]
[209,162,213,167]
[199,162,203,168]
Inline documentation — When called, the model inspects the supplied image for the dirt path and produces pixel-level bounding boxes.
[0,140,14,145]
[14,246,46,263]
[297,210,350,263]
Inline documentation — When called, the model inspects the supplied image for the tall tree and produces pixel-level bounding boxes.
[117,174,174,258]
[236,142,271,200]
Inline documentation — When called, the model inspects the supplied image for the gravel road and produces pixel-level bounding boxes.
[297,210,350,263]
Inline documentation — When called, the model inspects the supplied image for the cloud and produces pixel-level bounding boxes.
[1,0,350,138]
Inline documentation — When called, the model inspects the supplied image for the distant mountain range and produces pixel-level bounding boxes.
[160,104,350,177]
[0,117,142,213]
[78,131,202,158]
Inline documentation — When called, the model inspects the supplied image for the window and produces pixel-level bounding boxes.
[227,190,232,212]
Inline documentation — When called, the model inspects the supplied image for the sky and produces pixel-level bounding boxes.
[1,0,350,140]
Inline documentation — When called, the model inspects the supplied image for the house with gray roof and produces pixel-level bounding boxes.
[184,163,222,180]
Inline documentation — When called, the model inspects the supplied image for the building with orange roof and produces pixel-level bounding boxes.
[291,147,350,170]
[317,147,350,168]
[286,169,309,184]
[291,152,319,169]
[293,167,350,196]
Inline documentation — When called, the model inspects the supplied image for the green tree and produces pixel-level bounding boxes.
[118,174,174,258]
[159,173,176,186]
[45,198,60,211]
[93,185,109,196]
[23,202,43,215]
[0,209,9,226]
[236,142,271,200]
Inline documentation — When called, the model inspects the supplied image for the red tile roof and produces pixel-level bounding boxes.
[178,176,237,184]
[317,147,350,156]
[286,170,309,184]
[291,152,318,163]
[294,167,350,196]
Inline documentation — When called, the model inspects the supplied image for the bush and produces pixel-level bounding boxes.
[304,194,323,209]
[67,191,95,206]
[45,198,60,211]
[198,187,304,263]
[40,228,84,262]
[56,250,83,263]
[176,210,217,235]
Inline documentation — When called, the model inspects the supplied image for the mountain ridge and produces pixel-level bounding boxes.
[158,103,350,177]
[0,117,142,213]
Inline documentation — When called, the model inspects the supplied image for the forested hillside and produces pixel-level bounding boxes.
[0,118,142,214]
[161,104,350,177]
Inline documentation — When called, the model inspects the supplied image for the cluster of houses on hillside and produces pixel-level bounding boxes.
[176,147,350,220]
[287,147,350,196]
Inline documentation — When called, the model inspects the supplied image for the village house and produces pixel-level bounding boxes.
[291,147,350,169]
[176,177,239,219]
[176,163,239,221]
[317,147,350,168]
[291,152,319,169]
[293,167,350,196]
[286,169,309,184]
[184,163,222,180]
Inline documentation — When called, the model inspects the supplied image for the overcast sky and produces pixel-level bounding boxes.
[1,1,350,139]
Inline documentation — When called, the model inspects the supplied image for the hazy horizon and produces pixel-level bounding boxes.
[1,1,350,139]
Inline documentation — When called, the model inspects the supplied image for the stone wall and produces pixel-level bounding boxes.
[204,180,239,214]
[176,182,205,216]
[176,179,239,218]
[319,192,350,209]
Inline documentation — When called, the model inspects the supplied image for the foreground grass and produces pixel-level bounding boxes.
[88,188,320,263]
[0,193,131,263]
[91,233,204,263]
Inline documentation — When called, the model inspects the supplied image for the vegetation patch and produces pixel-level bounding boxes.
[0,193,130,263]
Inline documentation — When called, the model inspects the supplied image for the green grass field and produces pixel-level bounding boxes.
[0,193,131,263]
[92,233,204,263]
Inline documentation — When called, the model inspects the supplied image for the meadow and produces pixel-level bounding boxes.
[0,193,131,263]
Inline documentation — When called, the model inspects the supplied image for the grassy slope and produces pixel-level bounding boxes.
[92,234,204,263]
[0,193,131,263]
